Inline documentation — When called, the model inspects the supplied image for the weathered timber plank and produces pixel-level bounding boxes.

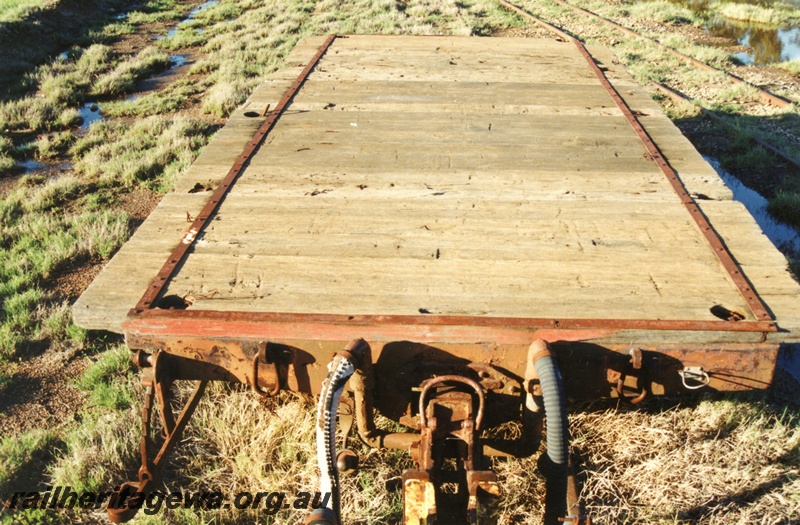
[247,143,662,172]
[292,80,616,107]
[161,254,750,319]
[76,35,794,346]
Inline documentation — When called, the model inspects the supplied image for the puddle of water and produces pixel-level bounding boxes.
[159,0,218,40]
[169,54,189,67]
[78,102,104,132]
[186,0,218,19]
[706,157,800,259]
[707,18,800,65]
[663,0,800,65]
[706,157,800,384]
[19,159,46,173]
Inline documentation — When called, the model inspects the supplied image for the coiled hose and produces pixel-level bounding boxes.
[531,342,570,525]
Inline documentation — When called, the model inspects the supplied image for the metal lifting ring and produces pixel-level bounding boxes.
[615,375,647,404]
[418,375,486,431]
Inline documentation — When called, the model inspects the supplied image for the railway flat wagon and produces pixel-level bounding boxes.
[74,34,800,524]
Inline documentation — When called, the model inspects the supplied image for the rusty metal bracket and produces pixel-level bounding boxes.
[615,347,648,404]
[251,341,281,397]
[108,351,208,523]
[405,375,499,524]
[418,375,485,432]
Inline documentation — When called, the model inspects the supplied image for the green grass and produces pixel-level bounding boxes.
[710,1,800,25]
[0,0,50,22]
[627,0,699,25]
[76,345,137,410]
[0,178,131,359]
[776,58,800,76]
[47,346,142,494]
[49,404,142,495]
[126,0,190,24]
[0,429,58,490]
[768,191,800,230]
[103,80,205,117]
[92,47,170,97]
[72,116,213,190]
[156,27,208,50]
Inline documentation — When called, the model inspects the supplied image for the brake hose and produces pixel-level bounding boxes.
[307,343,363,525]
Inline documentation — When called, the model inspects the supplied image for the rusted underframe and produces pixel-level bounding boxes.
[125,333,781,401]
[131,34,338,315]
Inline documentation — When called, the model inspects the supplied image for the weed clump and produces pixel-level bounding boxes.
[768,191,800,230]
[72,116,213,189]
[0,429,58,490]
[93,47,171,97]
[711,1,800,25]
[628,0,698,25]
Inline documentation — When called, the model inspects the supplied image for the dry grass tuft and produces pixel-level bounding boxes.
[570,396,800,524]
[149,385,410,524]
[710,1,800,25]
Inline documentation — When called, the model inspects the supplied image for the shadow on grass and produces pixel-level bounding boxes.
[671,111,800,222]
[675,451,798,521]
[0,0,131,99]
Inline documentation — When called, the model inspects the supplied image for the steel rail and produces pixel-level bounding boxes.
[132,34,338,314]
[529,0,793,108]
[654,82,800,170]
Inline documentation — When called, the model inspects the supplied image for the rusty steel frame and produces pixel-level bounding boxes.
[125,333,780,399]
[122,33,779,342]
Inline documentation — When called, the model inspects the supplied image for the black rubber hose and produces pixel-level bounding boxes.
[534,354,570,525]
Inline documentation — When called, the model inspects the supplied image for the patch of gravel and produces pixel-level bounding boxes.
[117,185,161,223]
[0,353,88,437]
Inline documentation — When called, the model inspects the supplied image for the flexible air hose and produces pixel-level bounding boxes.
[534,353,570,525]
[313,353,356,525]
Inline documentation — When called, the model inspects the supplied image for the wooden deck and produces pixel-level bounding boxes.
[74,35,800,345]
